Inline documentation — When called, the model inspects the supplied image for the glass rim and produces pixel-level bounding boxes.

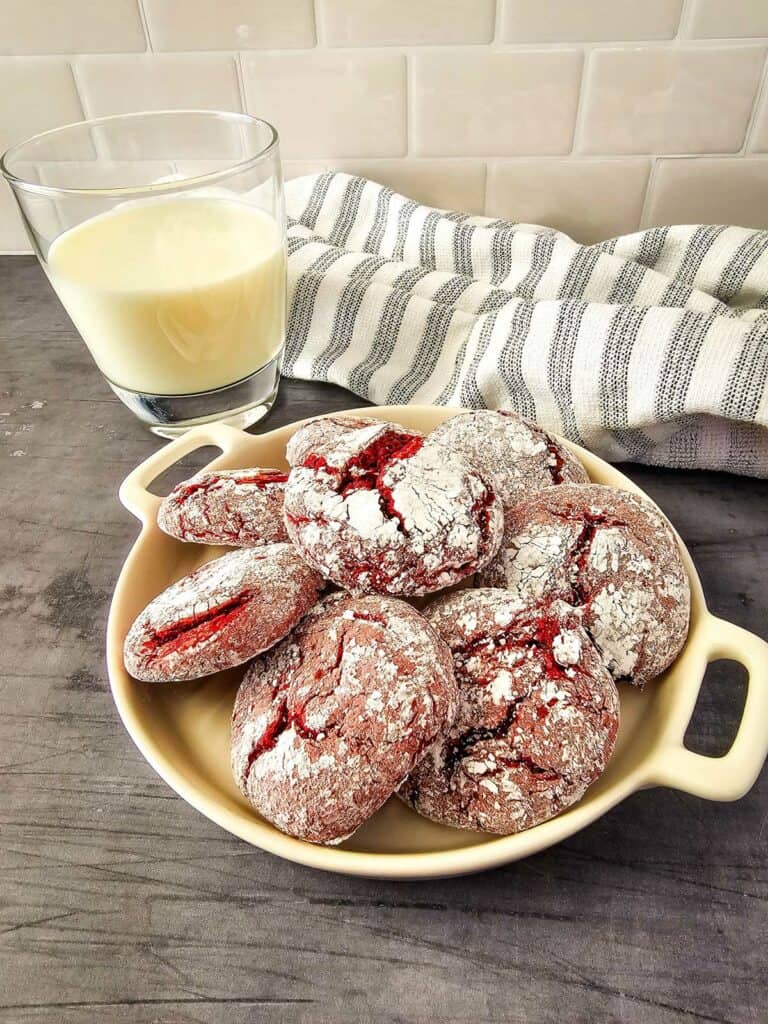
[0,109,280,198]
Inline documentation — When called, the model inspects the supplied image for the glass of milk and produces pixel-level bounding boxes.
[2,111,287,436]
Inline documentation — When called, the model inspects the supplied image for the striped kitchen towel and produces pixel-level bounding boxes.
[283,172,768,477]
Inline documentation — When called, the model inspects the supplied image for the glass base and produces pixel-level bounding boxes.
[107,354,281,439]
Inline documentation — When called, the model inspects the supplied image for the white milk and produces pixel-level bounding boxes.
[47,196,286,395]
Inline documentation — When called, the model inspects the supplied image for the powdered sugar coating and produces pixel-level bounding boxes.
[231,593,458,845]
[399,590,619,835]
[286,414,378,469]
[477,483,690,686]
[428,410,589,515]
[158,468,288,547]
[283,417,504,596]
[124,544,324,682]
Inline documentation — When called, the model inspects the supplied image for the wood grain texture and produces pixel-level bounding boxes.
[0,256,766,1024]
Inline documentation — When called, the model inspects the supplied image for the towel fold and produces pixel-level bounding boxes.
[284,172,768,477]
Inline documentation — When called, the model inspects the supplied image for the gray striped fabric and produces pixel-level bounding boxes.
[284,173,768,477]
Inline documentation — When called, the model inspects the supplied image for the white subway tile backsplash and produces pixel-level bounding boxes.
[413,50,582,157]
[327,160,486,213]
[579,46,766,154]
[502,0,683,43]
[0,59,84,155]
[486,159,650,243]
[320,0,495,47]
[143,0,315,52]
[0,0,146,55]
[241,52,406,158]
[643,158,768,229]
[687,0,768,40]
[76,54,242,118]
[2,5,768,250]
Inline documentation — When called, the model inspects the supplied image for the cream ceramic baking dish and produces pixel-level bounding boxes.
[107,406,768,879]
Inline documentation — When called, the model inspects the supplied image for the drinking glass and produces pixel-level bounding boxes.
[1,110,286,437]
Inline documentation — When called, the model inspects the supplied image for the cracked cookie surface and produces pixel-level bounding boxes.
[428,410,588,516]
[476,483,690,686]
[230,592,457,845]
[158,468,289,547]
[285,414,376,469]
[124,544,324,682]
[399,590,619,835]
[283,416,503,596]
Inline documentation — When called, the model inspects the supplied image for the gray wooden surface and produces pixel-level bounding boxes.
[1,255,766,1024]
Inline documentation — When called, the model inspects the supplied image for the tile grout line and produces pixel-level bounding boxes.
[637,156,661,231]
[482,0,495,229]
[569,47,590,156]
[491,0,503,45]
[741,50,768,154]
[135,0,154,53]
[404,54,413,158]
[67,58,92,120]
[280,153,767,162]
[282,153,765,164]
[234,53,248,113]
[636,0,688,232]
[312,0,325,48]
[8,37,768,62]
[68,57,110,161]
[676,0,695,42]
[42,38,763,59]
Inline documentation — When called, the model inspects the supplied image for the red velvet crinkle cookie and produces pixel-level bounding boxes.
[124,544,324,682]
[399,590,619,835]
[428,410,589,515]
[231,593,458,845]
[477,483,690,687]
[158,468,289,546]
[283,417,504,596]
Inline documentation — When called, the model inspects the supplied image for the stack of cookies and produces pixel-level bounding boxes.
[124,411,690,845]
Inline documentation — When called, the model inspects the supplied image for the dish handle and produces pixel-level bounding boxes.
[649,617,768,801]
[118,423,246,525]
